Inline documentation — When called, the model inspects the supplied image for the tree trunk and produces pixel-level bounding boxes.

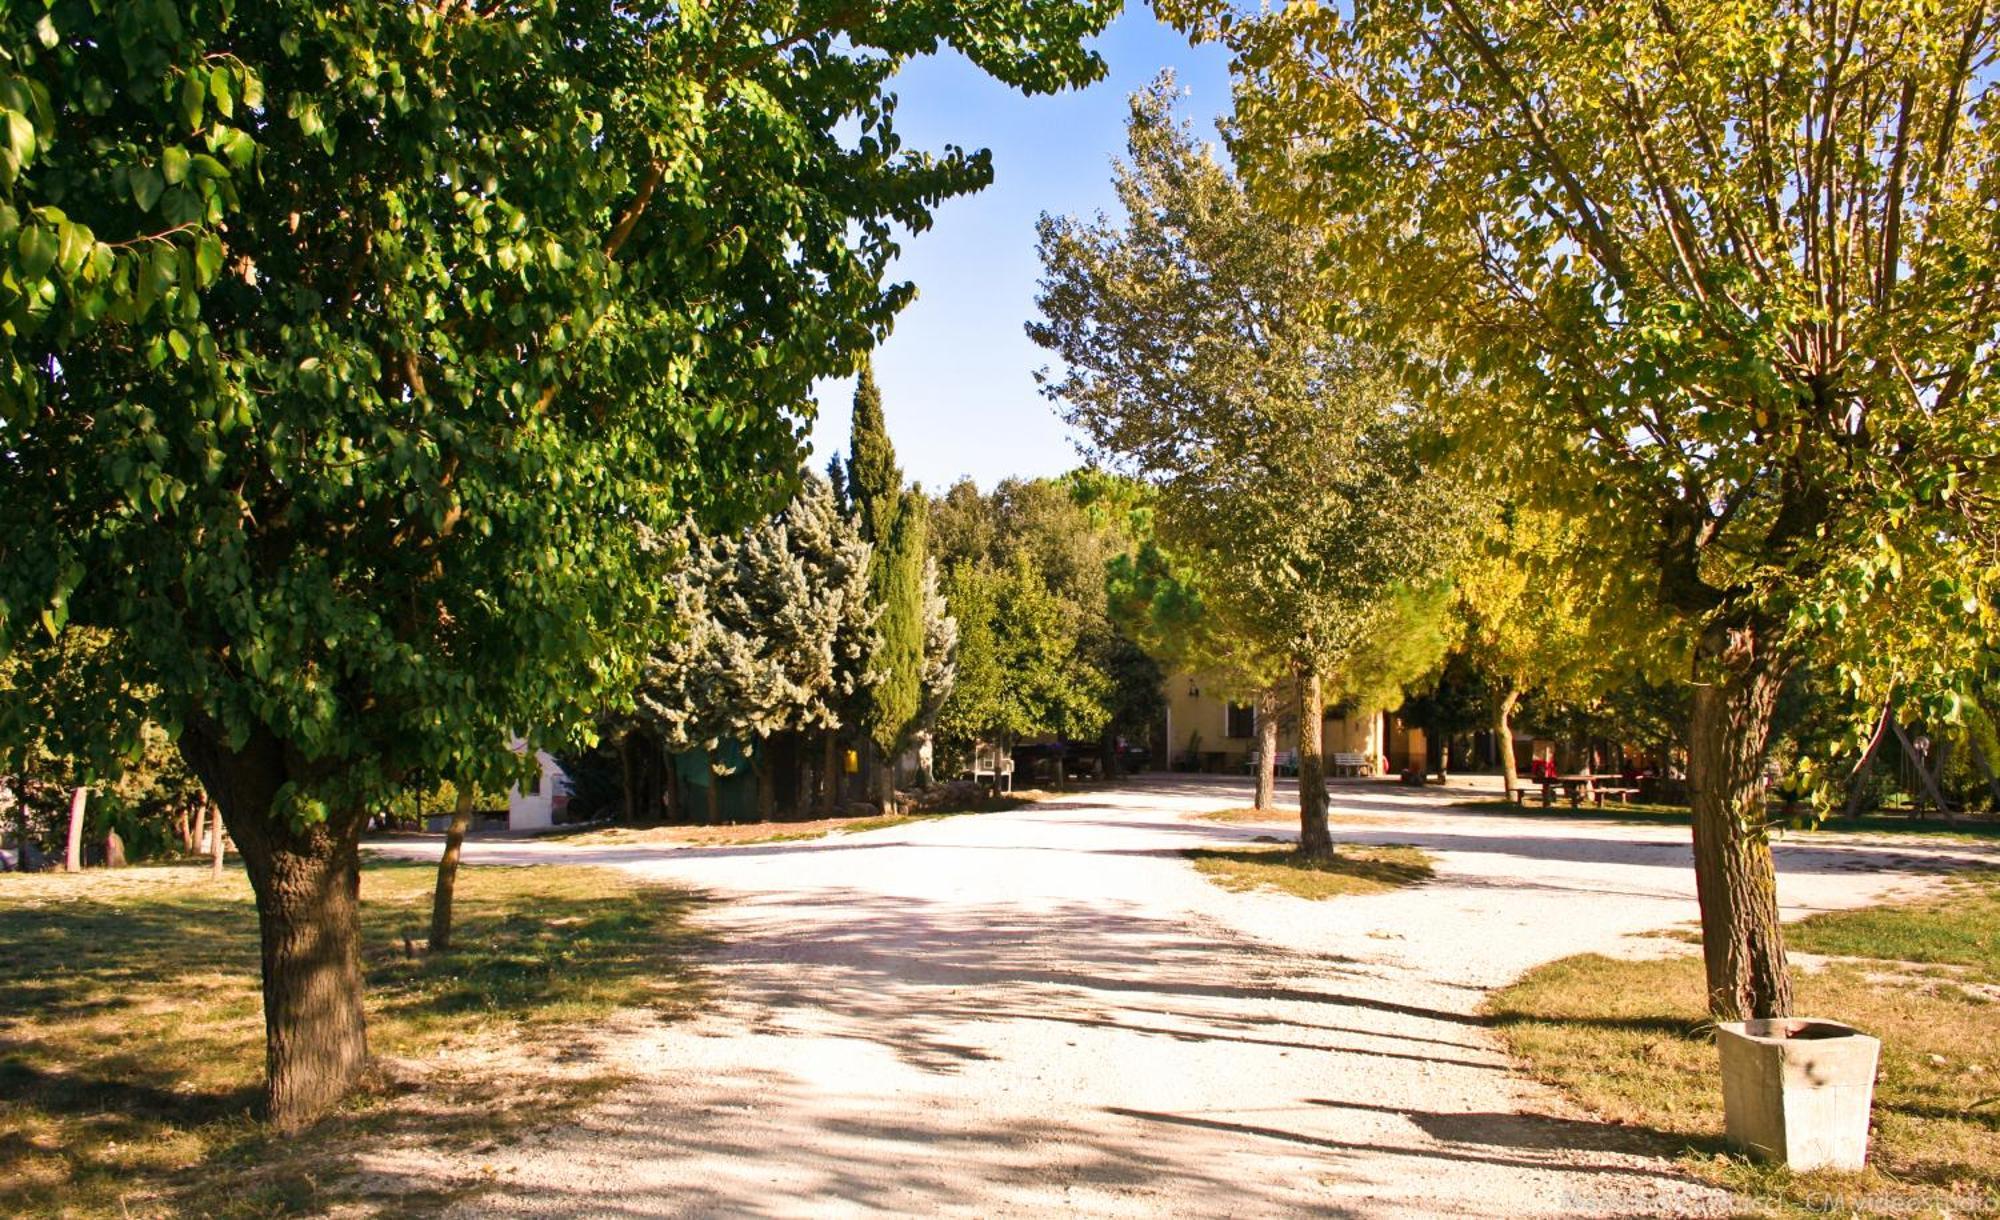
[704,762,721,826]
[1496,685,1521,792]
[63,786,87,872]
[1295,657,1331,861]
[873,741,897,814]
[754,745,776,822]
[663,744,685,823]
[428,786,475,953]
[619,732,639,824]
[1688,634,1794,1021]
[821,731,840,815]
[179,720,370,1131]
[210,797,225,877]
[13,788,30,871]
[1254,686,1280,812]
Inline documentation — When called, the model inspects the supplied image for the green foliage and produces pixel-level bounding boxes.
[0,0,1122,826]
[866,489,929,752]
[637,470,877,755]
[1172,0,2000,781]
[1031,77,1472,698]
[930,474,1158,750]
[845,370,928,753]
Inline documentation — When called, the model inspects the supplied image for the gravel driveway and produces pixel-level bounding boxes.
[364,775,1993,1218]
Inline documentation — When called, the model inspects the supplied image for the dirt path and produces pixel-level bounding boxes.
[364,777,1993,1218]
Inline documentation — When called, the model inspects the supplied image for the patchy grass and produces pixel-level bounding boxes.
[1190,806,1406,829]
[1184,844,1433,899]
[1454,798,2000,843]
[0,859,707,1218]
[1784,872,2000,983]
[1488,871,2000,1218]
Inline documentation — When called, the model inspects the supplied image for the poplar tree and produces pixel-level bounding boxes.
[1032,79,1469,856]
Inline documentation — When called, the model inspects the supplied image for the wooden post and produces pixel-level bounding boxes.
[63,787,88,872]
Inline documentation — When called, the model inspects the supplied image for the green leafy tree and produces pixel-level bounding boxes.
[930,474,1159,777]
[1455,506,1656,790]
[1167,0,2000,1017]
[1032,78,1468,856]
[1108,539,1287,804]
[0,0,1119,1126]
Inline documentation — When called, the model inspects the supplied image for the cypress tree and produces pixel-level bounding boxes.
[847,365,927,807]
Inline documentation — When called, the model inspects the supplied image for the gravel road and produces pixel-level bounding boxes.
[363,775,1991,1218]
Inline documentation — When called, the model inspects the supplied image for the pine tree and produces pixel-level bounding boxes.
[636,472,877,819]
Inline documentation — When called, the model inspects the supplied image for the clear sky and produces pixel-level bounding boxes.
[802,6,1234,493]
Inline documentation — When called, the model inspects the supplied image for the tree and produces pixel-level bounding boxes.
[1454,506,1640,791]
[845,368,928,806]
[1032,78,1469,856]
[637,470,878,819]
[428,785,477,953]
[1108,539,1287,805]
[1168,0,2000,1018]
[915,559,960,786]
[0,0,1120,1127]
[929,474,1157,777]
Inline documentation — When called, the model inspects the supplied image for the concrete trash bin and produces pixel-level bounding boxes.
[1716,1017,1880,1171]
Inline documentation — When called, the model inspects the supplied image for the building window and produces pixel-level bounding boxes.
[1225,703,1255,739]
[524,769,542,796]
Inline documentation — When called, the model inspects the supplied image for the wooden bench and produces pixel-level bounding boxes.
[1331,751,1368,777]
[1591,785,1640,806]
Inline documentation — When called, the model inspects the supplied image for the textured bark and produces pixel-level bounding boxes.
[704,766,721,825]
[178,720,369,1131]
[619,732,639,824]
[1295,658,1331,861]
[63,786,87,872]
[1495,685,1521,792]
[873,742,897,814]
[428,787,475,952]
[821,732,840,815]
[209,798,224,877]
[1688,628,1795,1021]
[664,743,685,823]
[1254,686,1281,812]
[754,748,776,821]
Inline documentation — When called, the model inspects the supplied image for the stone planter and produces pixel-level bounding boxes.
[1716,1017,1880,1171]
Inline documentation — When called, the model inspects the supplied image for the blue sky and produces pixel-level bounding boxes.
[803,6,1233,493]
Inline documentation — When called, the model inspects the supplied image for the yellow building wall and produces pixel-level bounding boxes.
[1164,677,1256,767]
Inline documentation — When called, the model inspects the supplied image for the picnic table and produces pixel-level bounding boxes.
[1509,774,1642,809]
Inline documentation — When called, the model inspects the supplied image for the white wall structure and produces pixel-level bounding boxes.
[506,748,571,830]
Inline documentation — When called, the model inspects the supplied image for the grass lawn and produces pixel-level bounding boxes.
[1454,797,2000,843]
[1184,843,1434,898]
[538,792,1038,848]
[1489,870,2000,1217]
[0,859,707,1218]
